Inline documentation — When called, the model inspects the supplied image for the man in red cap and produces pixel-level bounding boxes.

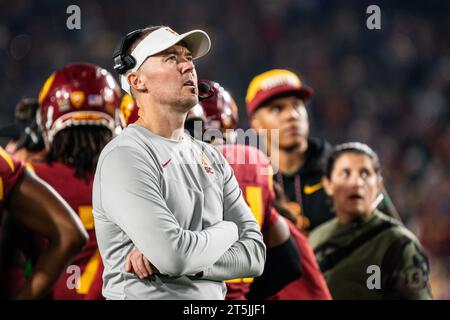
[246,69,401,233]
[246,69,333,232]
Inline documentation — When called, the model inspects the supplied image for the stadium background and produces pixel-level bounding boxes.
[0,0,448,298]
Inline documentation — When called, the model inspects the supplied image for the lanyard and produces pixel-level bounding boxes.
[276,172,303,210]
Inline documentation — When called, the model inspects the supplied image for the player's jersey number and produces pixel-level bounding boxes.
[76,205,101,295]
[226,186,263,284]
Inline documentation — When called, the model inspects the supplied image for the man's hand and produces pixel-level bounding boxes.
[125,248,159,279]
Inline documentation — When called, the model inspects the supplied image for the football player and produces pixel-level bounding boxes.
[0,146,87,299]
[29,63,121,299]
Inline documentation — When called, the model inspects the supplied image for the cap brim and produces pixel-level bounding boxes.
[248,85,314,114]
[176,30,211,60]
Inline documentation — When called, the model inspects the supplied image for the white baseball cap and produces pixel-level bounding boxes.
[120,27,211,95]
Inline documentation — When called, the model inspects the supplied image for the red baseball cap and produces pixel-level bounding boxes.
[245,69,314,115]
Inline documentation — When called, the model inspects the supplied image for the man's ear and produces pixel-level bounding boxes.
[322,176,333,197]
[127,72,146,93]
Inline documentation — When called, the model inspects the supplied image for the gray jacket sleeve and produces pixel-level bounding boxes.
[200,150,266,281]
[97,146,238,277]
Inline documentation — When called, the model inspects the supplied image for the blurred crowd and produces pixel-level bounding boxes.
[0,0,448,298]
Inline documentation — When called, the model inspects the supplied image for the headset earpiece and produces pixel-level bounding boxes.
[15,119,45,152]
[112,29,143,75]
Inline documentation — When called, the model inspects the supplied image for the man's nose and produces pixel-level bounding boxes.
[284,105,300,120]
[179,59,195,74]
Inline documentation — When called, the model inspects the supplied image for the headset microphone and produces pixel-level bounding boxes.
[198,82,212,100]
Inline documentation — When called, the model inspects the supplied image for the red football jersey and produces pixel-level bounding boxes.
[219,144,331,300]
[0,147,26,217]
[268,219,332,300]
[0,147,26,297]
[219,144,276,299]
[30,161,103,300]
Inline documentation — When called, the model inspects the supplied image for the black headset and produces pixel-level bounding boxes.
[112,29,144,75]
[197,81,213,100]
[15,118,45,152]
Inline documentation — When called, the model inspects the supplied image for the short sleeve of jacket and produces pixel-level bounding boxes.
[383,234,433,300]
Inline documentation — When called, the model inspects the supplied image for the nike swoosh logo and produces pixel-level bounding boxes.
[304,183,322,195]
[162,158,172,168]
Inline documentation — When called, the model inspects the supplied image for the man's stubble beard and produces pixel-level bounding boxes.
[151,83,198,111]
[282,142,302,153]
[280,137,308,154]
[176,94,198,113]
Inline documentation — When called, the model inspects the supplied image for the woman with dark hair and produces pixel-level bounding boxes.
[309,142,432,299]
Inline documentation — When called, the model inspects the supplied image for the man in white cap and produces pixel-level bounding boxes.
[93,26,266,300]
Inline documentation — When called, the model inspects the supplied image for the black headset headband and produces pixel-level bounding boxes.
[112,29,144,75]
